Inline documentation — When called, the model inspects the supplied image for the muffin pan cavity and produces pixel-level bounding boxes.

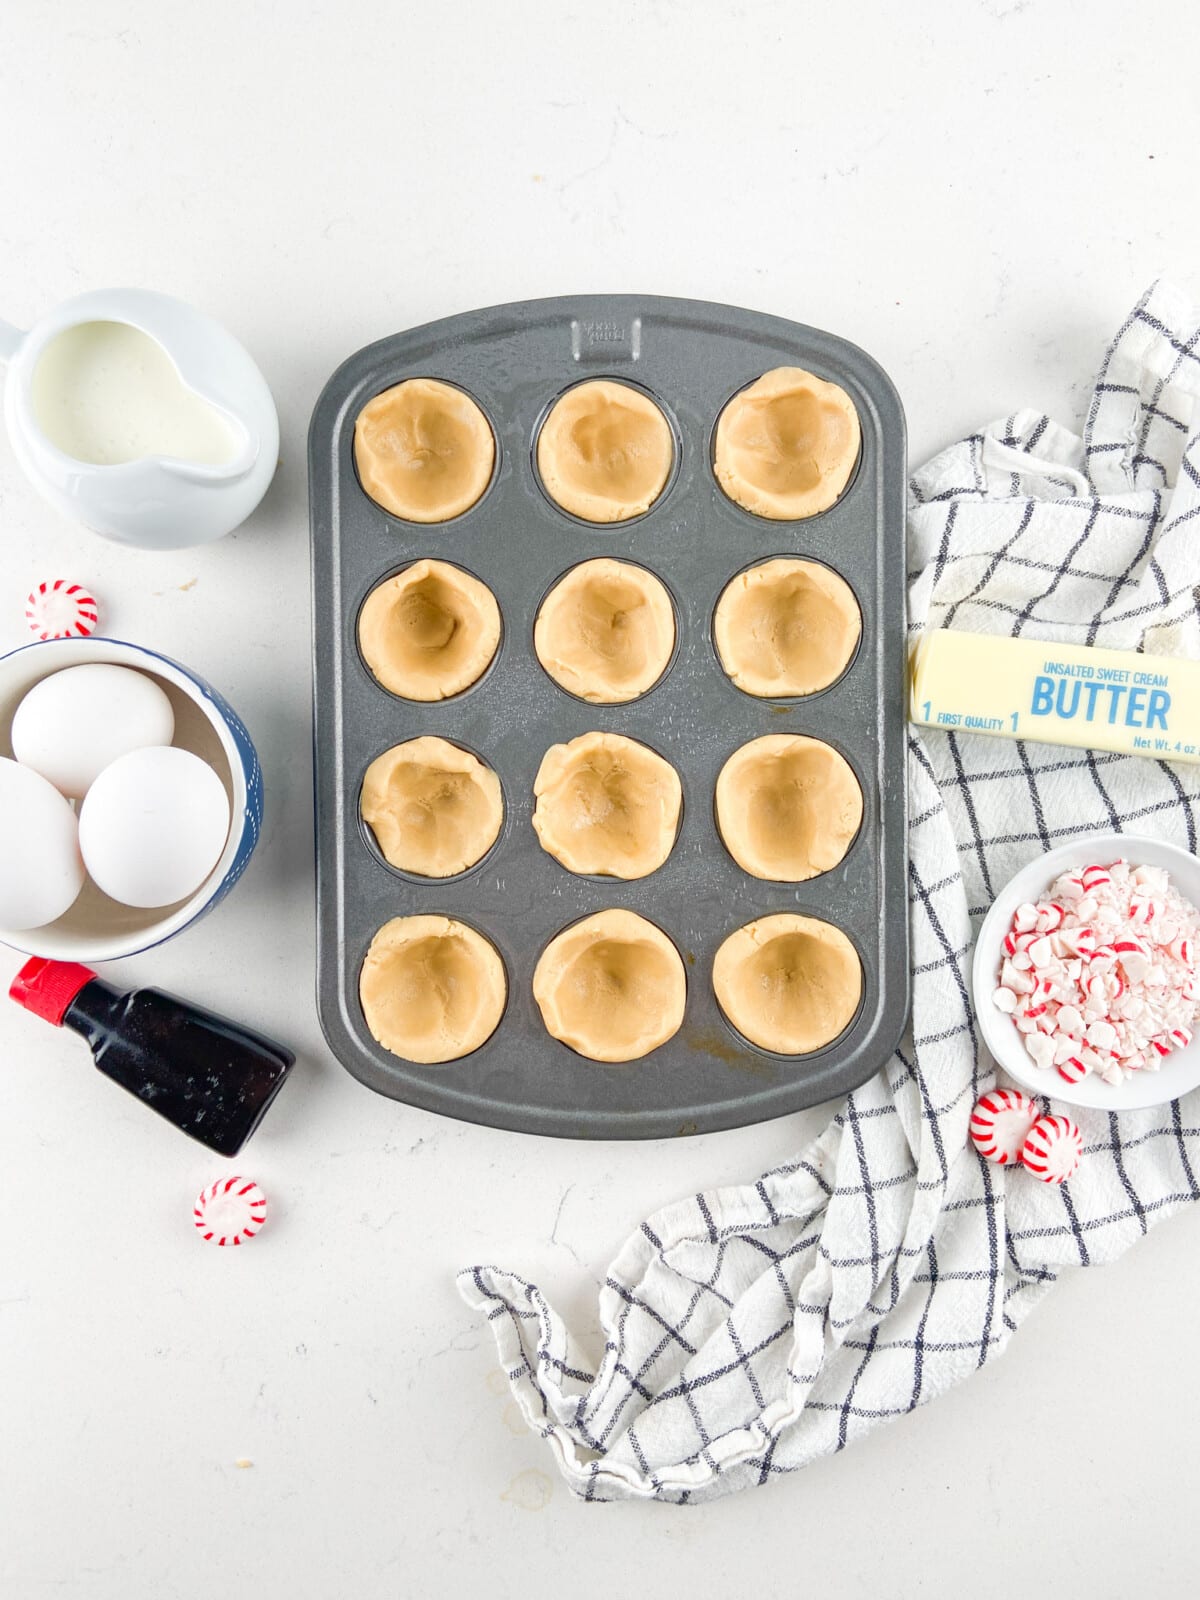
[359,914,507,1064]
[359,736,504,879]
[533,731,682,881]
[533,908,687,1064]
[713,366,861,521]
[357,558,501,701]
[311,295,908,1137]
[713,913,863,1056]
[354,377,497,523]
[714,734,863,883]
[536,378,675,523]
[714,556,862,698]
[535,558,677,704]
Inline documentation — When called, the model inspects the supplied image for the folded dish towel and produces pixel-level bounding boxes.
[458,281,1200,1503]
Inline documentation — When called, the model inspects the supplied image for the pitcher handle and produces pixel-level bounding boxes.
[0,320,26,363]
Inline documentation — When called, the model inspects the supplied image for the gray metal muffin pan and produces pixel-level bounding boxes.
[309,295,908,1139]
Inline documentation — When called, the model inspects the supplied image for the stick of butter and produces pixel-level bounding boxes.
[909,630,1200,764]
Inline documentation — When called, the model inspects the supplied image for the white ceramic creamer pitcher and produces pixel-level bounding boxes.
[0,289,278,549]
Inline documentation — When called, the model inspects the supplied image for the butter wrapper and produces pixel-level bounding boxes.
[909,630,1200,764]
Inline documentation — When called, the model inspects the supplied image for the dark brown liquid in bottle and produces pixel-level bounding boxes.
[64,980,295,1157]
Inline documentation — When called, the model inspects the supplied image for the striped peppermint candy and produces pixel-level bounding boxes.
[1020,1115,1083,1185]
[1057,1053,1089,1085]
[1066,926,1097,958]
[1037,903,1065,933]
[24,579,99,640]
[193,1176,268,1246]
[969,1089,1039,1165]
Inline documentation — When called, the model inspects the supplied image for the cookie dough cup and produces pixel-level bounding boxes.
[360,737,502,877]
[533,909,686,1062]
[535,558,675,703]
[360,915,506,1064]
[714,367,860,520]
[714,558,861,697]
[354,378,495,522]
[537,380,674,522]
[715,734,862,882]
[533,731,682,879]
[358,559,501,701]
[713,914,862,1055]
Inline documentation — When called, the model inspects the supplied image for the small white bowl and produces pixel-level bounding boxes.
[0,637,262,962]
[973,832,1200,1111]
[1,288,279,550]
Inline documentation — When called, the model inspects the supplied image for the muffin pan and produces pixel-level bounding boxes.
[309,294,909,1138]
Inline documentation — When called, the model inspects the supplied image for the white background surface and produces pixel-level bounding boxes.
[2,3,1198,1595]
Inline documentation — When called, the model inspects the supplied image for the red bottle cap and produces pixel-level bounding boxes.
[10,957,96,1026]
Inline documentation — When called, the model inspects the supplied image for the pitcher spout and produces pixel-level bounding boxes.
[0,319,26,363]
[163,427,260,485]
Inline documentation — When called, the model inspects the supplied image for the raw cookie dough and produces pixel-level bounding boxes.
[359,914,506,1063]
[714,558,861,697]
[533,731,681,879]
[535,558,675,703]
[533,908,686,1062]
[713,913,862,1055]
[714,367,860,520]
[537,380,673,522]
[358,559,501,701]
[360,736,502,877]
[715,734,862,881]
[354,377,495,522]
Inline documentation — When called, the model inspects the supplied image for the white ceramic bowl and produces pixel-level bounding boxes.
[0,288,279,550]
[0,637,262,962]
[973,832,1200,1110]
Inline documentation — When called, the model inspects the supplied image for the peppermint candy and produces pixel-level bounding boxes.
[25,579,99,640]
[969,1089,1040,1165]
[1020,1115,1083,1185]
[992,859,1200,1087]
[1057,1053,1089,1085]
[193,1175,267,1246]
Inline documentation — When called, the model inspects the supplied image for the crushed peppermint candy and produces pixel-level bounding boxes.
[993,859,1200,1086]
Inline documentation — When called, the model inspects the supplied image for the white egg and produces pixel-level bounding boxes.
[11,663,175,799]
[79,746,231,909]
[0,756,86,930]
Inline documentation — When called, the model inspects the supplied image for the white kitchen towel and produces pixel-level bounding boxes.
[458,280,1200,1504]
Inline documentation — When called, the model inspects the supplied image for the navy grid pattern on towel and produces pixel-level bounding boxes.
[458,281,1200,1503]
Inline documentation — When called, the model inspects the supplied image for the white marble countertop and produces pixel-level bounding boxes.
[2,3,1198,1595]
